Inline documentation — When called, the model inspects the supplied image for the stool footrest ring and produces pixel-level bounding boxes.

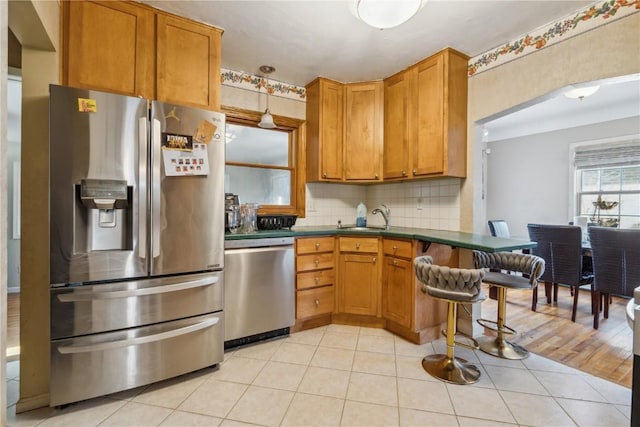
[442,330,480,350]
[476,318,518,336]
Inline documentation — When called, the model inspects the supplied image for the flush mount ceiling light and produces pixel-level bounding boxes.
[258,65,276,129]
[564,85,600,100]
[355,0,423,30]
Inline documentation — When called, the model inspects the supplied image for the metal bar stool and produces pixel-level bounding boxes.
[414,256,486,385]
[473,251,545,360]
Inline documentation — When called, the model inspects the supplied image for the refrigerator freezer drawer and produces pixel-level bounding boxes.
[50,312,224,407]
[51,271,224,340]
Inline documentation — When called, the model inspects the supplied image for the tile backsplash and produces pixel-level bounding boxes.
[297,178,462,231]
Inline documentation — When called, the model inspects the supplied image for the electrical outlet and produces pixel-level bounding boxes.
[417,197,423,210]
[308,198,316,212]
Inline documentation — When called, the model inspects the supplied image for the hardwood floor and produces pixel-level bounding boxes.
[481,283,633,388]
[7,292,20,361]
[4,288,633,387]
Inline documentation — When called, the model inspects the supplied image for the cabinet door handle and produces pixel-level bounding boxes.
[315,242,320,249]
[315,276,320,283]
[322,172,327,178]
[412,169,417,175]
[356,243,360,249]
[314,258,320,266]
[315,299,320,306]
[375,174,379,179]
[392,259,398,266]
[402,170,407,176]
[372,257,377,264]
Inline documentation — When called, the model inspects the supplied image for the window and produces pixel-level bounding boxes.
[222,106,305,216]
[574,140,640,229]
[577,166,640,228]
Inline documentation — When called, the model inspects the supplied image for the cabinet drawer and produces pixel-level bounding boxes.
[297,286,334,318]
[339,237,378,253]
[383,239,413,259]
[296,253,334,272]
[296,237,335,255]
[297,269,335,290]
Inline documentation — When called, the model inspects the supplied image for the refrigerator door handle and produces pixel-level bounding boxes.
[56,316,220,354]
[138,116,148,259]
[152,118,162,258]
[57,276,219,302]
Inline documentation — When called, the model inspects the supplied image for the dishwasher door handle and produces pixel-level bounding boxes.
[225,245,292,255]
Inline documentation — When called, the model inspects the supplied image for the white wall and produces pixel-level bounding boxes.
[486,116,640,239]
[298,179,462,230]
[7,75,21,292]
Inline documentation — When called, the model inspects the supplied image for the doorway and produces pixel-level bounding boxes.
[6,71,21,361]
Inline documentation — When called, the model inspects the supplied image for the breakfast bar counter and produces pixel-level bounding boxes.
[225,225,536,253]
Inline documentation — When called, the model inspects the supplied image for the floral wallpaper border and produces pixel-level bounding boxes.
[221,68,306,101]
[468,0,640,77]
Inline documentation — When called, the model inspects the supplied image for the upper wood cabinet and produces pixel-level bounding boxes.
[62,0,154,98]
[383,71,411,179]
[156,14,222,109]
[344,82,383,182]
[306,78,344,182]
[62,0,222,110]
[383,48,469,179]
[306,78,383,183]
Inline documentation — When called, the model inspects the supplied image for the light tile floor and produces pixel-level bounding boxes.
[6,325,632,426]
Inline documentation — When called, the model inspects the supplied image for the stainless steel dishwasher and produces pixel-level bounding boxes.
[224,237,295,348]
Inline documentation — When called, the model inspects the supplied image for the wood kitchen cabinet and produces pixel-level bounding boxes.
[62,0,154,98]
[383,48,469,179]
[337,237,381,316]
[382,239,413,328]
[305,78,344,182]
[156,14,222,109]
[295,236,336,320]
[62,0,222,110]
[306,79,383,182]
[344,82,383,181]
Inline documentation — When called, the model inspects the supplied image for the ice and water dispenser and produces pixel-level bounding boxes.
[75,178,133,251]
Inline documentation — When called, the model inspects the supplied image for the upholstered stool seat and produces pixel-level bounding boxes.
[473,251,545,360]
[414,256,486,385]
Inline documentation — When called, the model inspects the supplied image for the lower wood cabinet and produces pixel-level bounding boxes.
[338,237,380,316]
[295,236,335,321]
[294,234,451,343]
[382,254,413,328]
[296,286,334,319]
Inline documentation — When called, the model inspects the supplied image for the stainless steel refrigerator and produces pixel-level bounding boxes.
[48,84,225,407]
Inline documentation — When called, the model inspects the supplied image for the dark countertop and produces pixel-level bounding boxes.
[225,225,536,253]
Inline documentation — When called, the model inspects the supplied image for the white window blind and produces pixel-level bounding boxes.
[574,140,640,169]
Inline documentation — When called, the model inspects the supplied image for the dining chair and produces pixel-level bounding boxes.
[488,220,510,239]
[526,224,594,322]
[588,226,640,329]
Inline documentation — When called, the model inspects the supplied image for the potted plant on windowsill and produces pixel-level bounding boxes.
[590,195,619,227]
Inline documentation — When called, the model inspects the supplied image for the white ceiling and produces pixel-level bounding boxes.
[139,0,595,86]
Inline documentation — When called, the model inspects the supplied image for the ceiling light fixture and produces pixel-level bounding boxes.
[564,85,600,100]
[355,0,423,30]
[258,65,276,129]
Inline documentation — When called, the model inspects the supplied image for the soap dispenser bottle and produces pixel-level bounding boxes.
[356,202,367,227]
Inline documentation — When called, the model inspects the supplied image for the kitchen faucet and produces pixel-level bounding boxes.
[371,204,391,230]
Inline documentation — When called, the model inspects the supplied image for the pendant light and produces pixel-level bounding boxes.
[258,65,276,129]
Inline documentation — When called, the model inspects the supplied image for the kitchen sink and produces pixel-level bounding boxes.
[337,225,387,231]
